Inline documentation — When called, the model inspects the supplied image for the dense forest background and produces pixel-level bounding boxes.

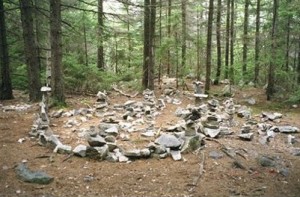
[0,0,300,104]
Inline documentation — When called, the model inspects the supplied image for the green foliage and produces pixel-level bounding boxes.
[285,88,300,104]
[11,64,28,90]
[63,54,141,93]
[50,97,67,108]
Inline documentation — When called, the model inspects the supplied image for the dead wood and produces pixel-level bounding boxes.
[112,85,139,98]
[188,152,205,192]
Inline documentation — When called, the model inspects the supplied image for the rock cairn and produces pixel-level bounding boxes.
[29,85,300,163]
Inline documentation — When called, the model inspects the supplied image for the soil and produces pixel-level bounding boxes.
[1,85,300,197]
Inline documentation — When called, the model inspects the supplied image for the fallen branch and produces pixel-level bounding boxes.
[188,152,205,192]
[236,151,248,160]
[35,155,50,159]
[206,138,248,170]
[62,153,74,162]
[206,137,227,149]
[112,85,139,98]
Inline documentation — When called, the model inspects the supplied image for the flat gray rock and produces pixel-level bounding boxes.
[170,150,182,161]
[99,123,119,131]
[51,109,64,118]
[238,133,254,141]
[277,126,299,133]
[105,126,119,136]
[209,151,224,159]
[204,128,220,138]
[154,134,182,149]
[88,135,106,147]
[54,144,72,154]
[105,135,116,143]
[124,100,136,107]
[73,145,87,157]
[140,148,151,157]
[106,152,118,162]
[203,121,219,129]
[94,145,109,160]
[141,130,155,137]
[262,112,282,121]
[237,110,251,118]
[258,156,276,167]
[16,163,53,184]
[107,142,118,152]
[147,142,167,154]
[86,147,101,159]
[124,149,151,158]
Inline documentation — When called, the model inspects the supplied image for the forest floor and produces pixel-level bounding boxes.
[1,83,300,197]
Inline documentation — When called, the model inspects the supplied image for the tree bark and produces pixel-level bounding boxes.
[115,32,118,73]
[158,0,162,85]
[0,0,13,100]
[242,0,249,78]
[97,0,104,70]
[224,0,230,80]
[229,0,235,84]
[83,21,88,67]
[297,37,300,84]
[148,0,156,90]
[167,0,171,76]
[205,0,214,93]
[123,1,131,68]
[285,6,291,72]
[142,0,150,89]
[181,0,187,72]
[20,0,42,102]
[215,0,222,85]
[267,0,278,100]
[254,0,260,85]
[196,6,201,81]
[50,0,65,103]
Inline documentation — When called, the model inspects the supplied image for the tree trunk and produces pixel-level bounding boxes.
[175,32,179,89]
[97,0,104,70]
[205,0,214,93]
[196,6,201,81]
[34,0,42,70]
[224,0,230,80]
[115,32,118,73]
[148,0,156,90]
[181,0,187,72]
[20,0,42,102]
[267,0,278,100]
[142,0,150,89]
[215,0,222,85]
[285,10,291,72]
[229,0,235,84]
[254,0,260,85]
[158,0,162,85]
[242,0,249,78]
[83,21,88,67]
[124,2,131,68]
[297,37,300,84]
[0,0,13,100]
[167,0,171,76]
[50,0,65,104]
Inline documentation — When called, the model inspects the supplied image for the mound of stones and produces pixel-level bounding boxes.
[29,85,300,164]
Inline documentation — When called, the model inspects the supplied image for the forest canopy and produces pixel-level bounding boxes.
[0,0,299,103]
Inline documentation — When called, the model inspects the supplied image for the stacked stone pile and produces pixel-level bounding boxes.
[28,85,300,164]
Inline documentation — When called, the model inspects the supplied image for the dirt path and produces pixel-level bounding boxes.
[1,89,300,197]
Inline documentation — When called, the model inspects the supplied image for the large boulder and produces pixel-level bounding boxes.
[16,163,54,184]
[154,134,182,150]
